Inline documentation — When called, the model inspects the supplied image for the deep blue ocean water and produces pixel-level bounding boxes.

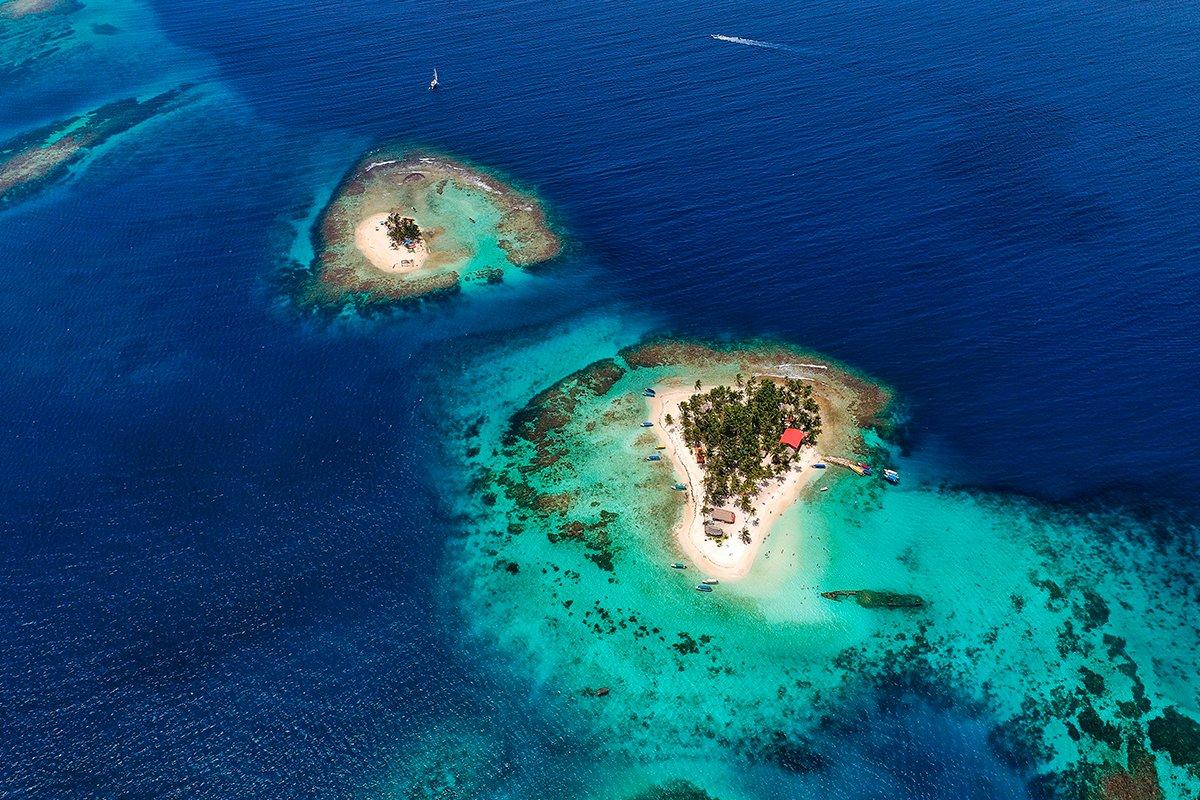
[2,0,1198,797]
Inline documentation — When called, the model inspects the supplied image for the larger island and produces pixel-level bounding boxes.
[648,364,854,578]
[495,339,891,580]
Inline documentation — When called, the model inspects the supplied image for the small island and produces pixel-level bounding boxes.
[297,149,561,308]
[0,86,192,209]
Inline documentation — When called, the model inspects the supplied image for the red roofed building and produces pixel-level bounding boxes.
[779,427,807,449]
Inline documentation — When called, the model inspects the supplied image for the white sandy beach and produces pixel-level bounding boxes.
[355,212,429,273]
[647,381,823,581]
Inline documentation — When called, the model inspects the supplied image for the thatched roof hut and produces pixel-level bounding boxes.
[711,508,736,524]
[704,524,728,539]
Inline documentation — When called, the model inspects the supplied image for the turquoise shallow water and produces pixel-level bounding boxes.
[432,322,1200,798]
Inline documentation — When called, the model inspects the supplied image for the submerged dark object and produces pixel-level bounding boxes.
[821,589,925,609]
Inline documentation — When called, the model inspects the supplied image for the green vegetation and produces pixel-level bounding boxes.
[385,213,421,248]
[677,375,820,511]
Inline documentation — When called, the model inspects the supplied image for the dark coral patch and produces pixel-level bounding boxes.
[1148,707,1200,767]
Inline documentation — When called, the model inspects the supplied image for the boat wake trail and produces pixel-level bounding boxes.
[710,34,803,53]
[708,33,886,80]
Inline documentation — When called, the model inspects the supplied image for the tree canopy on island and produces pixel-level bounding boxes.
[385,213,421,249]
[677,376,821,513]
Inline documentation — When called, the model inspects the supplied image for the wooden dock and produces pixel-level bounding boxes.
[824,456,869,476]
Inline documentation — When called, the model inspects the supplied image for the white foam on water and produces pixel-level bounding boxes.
[710,34,793,52]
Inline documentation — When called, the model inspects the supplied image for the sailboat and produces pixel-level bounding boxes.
[429,69,439,91]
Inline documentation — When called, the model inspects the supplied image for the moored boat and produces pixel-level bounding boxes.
[671,562,687,569]
[643,388,656,397]
[695,584,714,593]
[673,483,687,491]
[701,578,719,585]
[647,454,662,461]
[641,421,654,427]
[883,469,900,485]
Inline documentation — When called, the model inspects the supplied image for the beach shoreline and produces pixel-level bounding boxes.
[354,212,430,273]
[647,380,824,580]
